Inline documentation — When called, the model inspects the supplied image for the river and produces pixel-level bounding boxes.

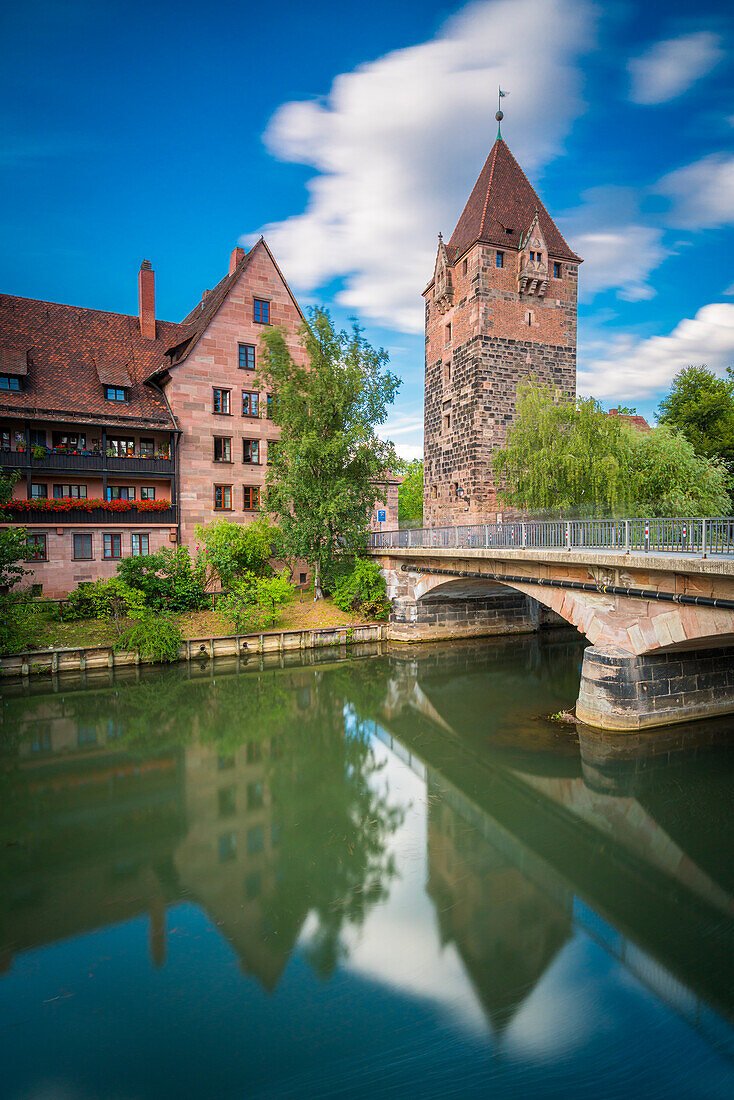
[1,633,733,1098]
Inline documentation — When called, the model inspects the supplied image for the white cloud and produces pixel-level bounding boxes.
[245,0,595,333]
[657,153,734,229]
[559,187,667,302]
[578,302,734,400]
[725,283,734,296]
[628,31,723,105]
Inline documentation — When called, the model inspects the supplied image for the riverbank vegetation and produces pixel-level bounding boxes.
[494,379,732,517]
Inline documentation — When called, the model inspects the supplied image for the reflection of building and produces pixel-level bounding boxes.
[426,773,571,1033]
[174,739,307,991]
[0,705,186,973]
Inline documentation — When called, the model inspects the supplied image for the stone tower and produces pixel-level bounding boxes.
[423,136,581,524]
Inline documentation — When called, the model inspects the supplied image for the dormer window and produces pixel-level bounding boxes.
[0,376,21,391]
[105,386,126,402]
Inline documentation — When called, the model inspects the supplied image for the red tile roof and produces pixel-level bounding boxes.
[447,138,581,264]
[608,409,652,433]
[0,293,184,430]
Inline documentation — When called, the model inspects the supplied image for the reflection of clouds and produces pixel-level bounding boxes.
[336,739,490,1039]
[503,933,614,1059]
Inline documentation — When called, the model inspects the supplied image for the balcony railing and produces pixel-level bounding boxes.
[6,505,176,525]
[0,450,173,476]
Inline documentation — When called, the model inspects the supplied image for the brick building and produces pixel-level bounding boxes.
[423,136,581,524]
[0,239,399,595]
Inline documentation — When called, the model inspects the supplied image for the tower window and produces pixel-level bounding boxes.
[443,361,451,385]
[443,413,451,431]
[444,323,452,345]
[553,262,561,278]
[431,485,437,499]
[496,252,504,268]
[525,311,535,327]
[462,259,468,275]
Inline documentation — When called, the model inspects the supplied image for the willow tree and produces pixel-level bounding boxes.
[493,382,632,516]
[258,309,400,596]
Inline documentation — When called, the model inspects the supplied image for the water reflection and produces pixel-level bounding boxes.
[1,635,733,1098]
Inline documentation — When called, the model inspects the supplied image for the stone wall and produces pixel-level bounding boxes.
[577,644,734,731]
[423,237,579,526]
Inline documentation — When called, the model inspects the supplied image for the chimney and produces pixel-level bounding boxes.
[138,260,156,340]
[229,246,246,275]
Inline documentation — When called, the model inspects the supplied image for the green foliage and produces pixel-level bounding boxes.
[628,425,731,517]
[114,610,183,663]
[58,583,97,621]
[0,472,31,590]
[116,547,207,611]
[394,458,423,525]
[0,589,42,654]
[494,380,731,517]
[494,382,632,516]
[258,307,400,594]
[657,365,734,471]
[217,569,295,633]
[194,516,277,589]
[89,578,146,633]
[332,559,391,621]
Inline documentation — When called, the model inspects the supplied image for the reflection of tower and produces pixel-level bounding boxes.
[174,740,307,992]
[426,773,571,1033]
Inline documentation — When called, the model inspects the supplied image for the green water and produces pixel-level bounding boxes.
[1,634,733,1098]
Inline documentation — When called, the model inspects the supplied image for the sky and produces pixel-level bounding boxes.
[1,0,733,460]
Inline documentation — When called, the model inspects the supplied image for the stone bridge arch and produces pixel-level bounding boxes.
[376,550,734,732]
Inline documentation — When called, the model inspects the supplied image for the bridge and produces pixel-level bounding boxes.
[368,518,734,731]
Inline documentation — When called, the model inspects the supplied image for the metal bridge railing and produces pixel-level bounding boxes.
[369,517,734,557]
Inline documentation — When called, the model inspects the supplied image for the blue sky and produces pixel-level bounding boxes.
[1,0,733,458]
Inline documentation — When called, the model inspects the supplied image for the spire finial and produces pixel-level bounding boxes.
[496,86,508,139]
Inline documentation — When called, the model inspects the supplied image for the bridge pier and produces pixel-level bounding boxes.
[577,644,734,731]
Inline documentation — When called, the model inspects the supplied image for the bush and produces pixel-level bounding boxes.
[115,611,183,663]
[217,569,295,633]
[332,559,391,621]
[194,517,278,589]
[89,578,146,633]
[0,589,43,654]
[116,547,207,611]
[58,583,97,621]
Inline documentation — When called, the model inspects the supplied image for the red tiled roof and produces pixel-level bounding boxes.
[608,410,652,433]
[447,138,581,264]
[0,294,185,429]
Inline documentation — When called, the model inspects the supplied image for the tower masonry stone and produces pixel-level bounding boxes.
[423,137,582,524]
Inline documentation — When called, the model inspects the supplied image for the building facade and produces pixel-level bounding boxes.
[0,240,399,595]
[423,136,581,525]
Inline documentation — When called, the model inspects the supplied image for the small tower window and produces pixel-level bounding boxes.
[496,252,504,268]
[462,259,468,275]
[443,361,451,385]
[553,262,561,278]
[431,485,437,499]
[443,412,451,431]
[444,323,452,346]
[525,310,534,327]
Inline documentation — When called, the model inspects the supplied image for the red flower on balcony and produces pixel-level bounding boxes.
[8,498,171,513]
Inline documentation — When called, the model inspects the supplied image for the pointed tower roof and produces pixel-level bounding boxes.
[447,138,581,264]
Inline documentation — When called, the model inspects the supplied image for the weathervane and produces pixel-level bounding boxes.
[496,87,508,139]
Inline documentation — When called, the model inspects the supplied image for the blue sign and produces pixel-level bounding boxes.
[377,510,386,522]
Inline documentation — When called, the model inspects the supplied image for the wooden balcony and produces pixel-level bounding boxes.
[7,505,176,525]
[0,450,173,476]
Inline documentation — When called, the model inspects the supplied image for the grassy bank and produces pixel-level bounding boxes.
[32,595,369,651]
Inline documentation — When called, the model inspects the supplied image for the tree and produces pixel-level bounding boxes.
[494,380,731,517]
[395,458,423,525]
[493,381,632,516]
[657,365,734,471]
[628,425,731,516]
[258,308,400,597]
[0,472,30,590]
